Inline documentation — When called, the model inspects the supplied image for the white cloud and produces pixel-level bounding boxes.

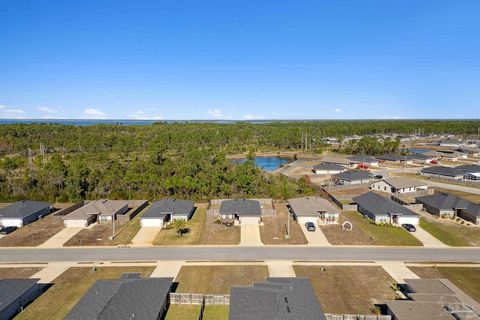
[334,108,342,113]
[0,105,27,118]
[37,106,58,114]
[207,108,231,119]
[127,110,163,120]
[84,108,107,118]
[242,114,265,120]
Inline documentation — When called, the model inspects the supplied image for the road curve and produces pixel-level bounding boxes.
[0,246,479,263]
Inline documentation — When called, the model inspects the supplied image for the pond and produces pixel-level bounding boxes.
[230,156,290,172]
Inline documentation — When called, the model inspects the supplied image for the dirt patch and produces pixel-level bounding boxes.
[260,201,307,245]
[0,215,65,247]
[175,265,269,294]
[330,187,370,197]
[321,212,375,245]
[0,267,43,278]
[63,221,130,246]
[199,215,240,245]
[294,265,398,314]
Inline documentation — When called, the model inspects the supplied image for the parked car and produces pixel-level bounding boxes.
[374,175,383,179]
[402,224,416,232]
[430,160,438,164]
[0,226,17,235]
[305,222,316,231]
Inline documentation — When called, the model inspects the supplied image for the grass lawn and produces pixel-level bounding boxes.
[203,305,229,319]
[260,202,307,245]
[420,217,480,246]
[0,215,65,247]
[408,266,480,303]
[0,267,42,278]
[15,266,155,320]
[294,265,398,314]
[433,187,480,203]
[175,265,269,294]
[341,211,422,246]
[165,305,201,320]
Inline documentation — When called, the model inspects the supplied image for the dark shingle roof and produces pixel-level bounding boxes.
[376,154,407,161]
[142,199,194,219]
[348,155,378,163]
[312,163,345,171]
[455,164,480,173]
[353,192,419,217]
[65,274,173,320]
[0,200,50,219]
[0,278,39,313]
[421,166,465,177]
[332,170,373,181]
[219,199,262,216]
[416,193,480,217]
[229,277,325,320]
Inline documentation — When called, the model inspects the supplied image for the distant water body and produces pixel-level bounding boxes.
[230,157,290,172]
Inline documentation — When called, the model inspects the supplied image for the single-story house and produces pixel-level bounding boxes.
[65,273,173,320]
[319,156,356,168]
[456,147,480,157]
[384,278,480,320]
[416,193,480,224]
[287,196,340,224]
[353,191,420,225]
[348,155,379,167]
[408,153,436,164]
[331,171,374,185]
[376,154,414,165]
[63,200,129,228]
[140,199,195,228]
[456,164,480,182]
[219,199,262,224]
[0,278,44,320]
[0,200,51,228]
[312,163,346,175]
[229,277,326,320]
[438,139,463,148]
[420,166,465,180]
[371,177,428,194]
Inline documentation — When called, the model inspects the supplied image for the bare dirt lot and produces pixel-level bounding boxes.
[294,265,398,314]
[199,215,241,245]
[321,212,376,245]
[63,220,137,246]
[0,215,65,247]
[260,201,307,245]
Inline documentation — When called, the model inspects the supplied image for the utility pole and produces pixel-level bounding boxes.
[111,215,116,240]
[285,210,291,239]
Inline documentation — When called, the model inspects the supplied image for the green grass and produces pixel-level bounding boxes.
[153,205,206,245]
[344,211,422,246]
[113,215,142,245]
[165,305,201,320]
[203,305,229,319]
[419,217,480,246]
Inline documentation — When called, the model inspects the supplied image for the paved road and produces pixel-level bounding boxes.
[0,246,479,263]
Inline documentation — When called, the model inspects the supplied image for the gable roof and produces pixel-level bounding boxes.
[287,197,340,217]
[0,278,39,313]
[380,177,427,189]
[320,156,352,165]
[421,166,465,177]
[65,274,173,320]
[455,164,480,173]
[376,154,407,162]
[416,193,480,217]
[229,277,326,320]
[142,199,194,219]
[353,192,419,217]
[312,163,345,171]
[348,155,378,163]
[64,200,128,220]
[0,200,50,219]
[332,170,373,181]
[219,199,262,216]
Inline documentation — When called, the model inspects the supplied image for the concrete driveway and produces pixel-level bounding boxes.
[38,227,83,248]
[299,223,331,246]
[131,227,162,246]
[409,225,448,248]
[240,224,263,246]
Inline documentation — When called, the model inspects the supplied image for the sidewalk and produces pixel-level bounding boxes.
[240,224,263,246]
[30,261,76,283]
[131,227,161,246]
[150,260,184,279]
[38,228,83,248]
[267,260,296,277]
[410,225,448,248]
[377,261,419,283]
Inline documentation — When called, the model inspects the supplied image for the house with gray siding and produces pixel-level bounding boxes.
[0,278,44,320]
[65,273,173,320]
[229,277,325,320]
[140,199,195,228]
[416,192,480,224]
[219,199,262,224]
[331,171,374,186]
[0,200,51,228]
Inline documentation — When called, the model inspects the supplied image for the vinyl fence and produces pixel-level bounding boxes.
[325,314,391,320]
[52,202,84,224]
[117,200,148,221]
[169,293,230,305]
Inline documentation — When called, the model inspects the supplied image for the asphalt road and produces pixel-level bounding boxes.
[1,246,479,263]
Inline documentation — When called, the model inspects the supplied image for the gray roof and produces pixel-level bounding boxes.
[353,192,419,217]
[229,277,325,320]
[287,197,340,217]
[456,164,480,173]
[0,278,39,313]
[64,200,128,220]
[142,199,194,219]
[65,274,173,320]
[384,300,455,320]
[416,193,480,217]
[421,166,465,177]
[348,155,378,163]
[381,177,427,189]
[312,163,345,171]
[0,200,50,219]
[332,170,373,181]
[219,199,262,216]
[376,154,408,161]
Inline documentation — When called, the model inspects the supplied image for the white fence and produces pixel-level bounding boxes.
[169,293,230,305]
[325,314,391,320]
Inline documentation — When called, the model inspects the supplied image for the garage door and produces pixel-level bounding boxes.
[239,216,260,224]
[64,220,88,228]
[0,218,23,227]
[297,217,318,225]
[141,218,164,228]
[398,216,420,226]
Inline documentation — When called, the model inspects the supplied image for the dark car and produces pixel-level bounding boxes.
[305,222,316,232]
[402,224,416,232]
[0,226,17,235]
[374,175,383,179]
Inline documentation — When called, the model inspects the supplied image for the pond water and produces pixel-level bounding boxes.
[402,148,430,154]
[230,156,290,172]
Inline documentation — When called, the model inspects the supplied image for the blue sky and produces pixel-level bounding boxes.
[1,0,479,120]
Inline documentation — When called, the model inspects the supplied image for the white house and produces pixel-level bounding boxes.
[218,199,262,224]
[312,163,346,175]
[287,196,340,225]
[63,200,129,228]
[0,200,51,228]
[140,199,195,228]
[371,177,428,194]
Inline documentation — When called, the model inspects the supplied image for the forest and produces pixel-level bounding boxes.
[0,120,479,202]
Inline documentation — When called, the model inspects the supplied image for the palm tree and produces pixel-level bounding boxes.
[171,219,188,237]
